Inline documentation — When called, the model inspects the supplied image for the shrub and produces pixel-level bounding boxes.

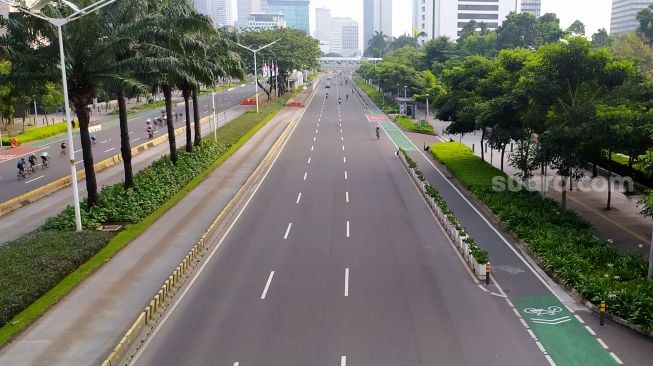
[431,142,653,331]
[395,115,434,134]
[1,122,74,145]
[0,230,114,326]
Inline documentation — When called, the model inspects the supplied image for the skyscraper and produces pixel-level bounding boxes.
[237,0,261,22]
[412,0,519,41]
[521,0,541,17]
[193,0,233,27]
[331,17,360,57]
[363,0,392,49]
[316,8,333,53]
[611,0,653,35]
[262,0,310,33]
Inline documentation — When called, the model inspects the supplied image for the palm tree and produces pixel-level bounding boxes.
[365,31,389,58]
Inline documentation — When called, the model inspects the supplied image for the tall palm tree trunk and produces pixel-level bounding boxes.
[73,103,99,206]
[182,87,192,153]
[163,84,178,164]
[192,86,201,147]
[117,90,134,189]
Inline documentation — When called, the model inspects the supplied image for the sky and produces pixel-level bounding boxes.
[308,0,614,50]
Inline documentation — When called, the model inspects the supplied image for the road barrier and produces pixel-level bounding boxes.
[397,149,490,282]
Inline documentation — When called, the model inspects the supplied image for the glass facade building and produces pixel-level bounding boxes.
[611,0,653,35]
[262,0,310,33]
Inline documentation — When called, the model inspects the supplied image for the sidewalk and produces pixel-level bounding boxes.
[402,112,652,258]
[0,106,305,366]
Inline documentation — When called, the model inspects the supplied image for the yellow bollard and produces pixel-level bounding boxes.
[599,301,607,326]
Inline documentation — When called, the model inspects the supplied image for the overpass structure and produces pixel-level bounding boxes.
[319,57,382,72]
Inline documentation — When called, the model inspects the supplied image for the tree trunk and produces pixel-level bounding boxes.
[163,84,178,164]
[257,80,271,101]
[73,103,98,207]
[192,86,201,147]
[592,162,598,178]
[182,87,192,153]
[480,128,486,161]
[561,177,567,210]
[500,144,506,172]
[117,90,134,189]
[607,149,612,210]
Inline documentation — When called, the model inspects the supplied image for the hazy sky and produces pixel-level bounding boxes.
[309,0,614,48]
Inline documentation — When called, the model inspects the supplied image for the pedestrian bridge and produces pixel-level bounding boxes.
[319,57,382,71]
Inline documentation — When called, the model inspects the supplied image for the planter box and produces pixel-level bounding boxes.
[472,258,487,281]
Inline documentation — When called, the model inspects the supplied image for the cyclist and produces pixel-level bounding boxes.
[28,153,38,172]
[376,126,380,140]
[146,123,154,139]
[326,92,328,99]
[338,97,341,105]
[40,151,49,168]
[17,157,26,178]
[60,141,67,156]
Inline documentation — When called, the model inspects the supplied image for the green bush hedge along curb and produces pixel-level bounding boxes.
[0,105,282,347]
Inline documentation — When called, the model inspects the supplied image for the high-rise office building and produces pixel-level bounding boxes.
[193,0,233,27]
[520,0,541,17]
[412,0,519,41]
[262,0,309,33]
[331,17,360,56]
[363,0,392,49]
[316,8,333,53]
[611,0,653,35]
[237,0,261,21]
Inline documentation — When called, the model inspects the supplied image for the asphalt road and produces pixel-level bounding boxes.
[0,83,256,202]
[130,76,549,366]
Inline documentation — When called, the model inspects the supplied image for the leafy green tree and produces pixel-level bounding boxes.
[612,32,653,81]
[636,4,653,45]
[364,31,389,58]
[496,12,563,50]
[457,32,498,58]
[522,37,634,208]
[423,36,456,69]
[0,60,15,127]
[566,20,586,37]
[458,20,479,42]
[389,34,419,50]
[591,28,612,48]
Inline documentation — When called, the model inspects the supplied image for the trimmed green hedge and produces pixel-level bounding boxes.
[395,115,434,134]
[0,230,114,326]
[431,142,653,332]
[354,76,400,114]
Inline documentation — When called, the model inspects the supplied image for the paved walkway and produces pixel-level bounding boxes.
[394,109,652,258]
[0,105,307,366]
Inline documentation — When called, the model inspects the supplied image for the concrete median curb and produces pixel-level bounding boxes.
[0,115,214,218]
[101,113,303,366]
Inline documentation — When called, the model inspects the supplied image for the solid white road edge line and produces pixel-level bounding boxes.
[260,271,275,300]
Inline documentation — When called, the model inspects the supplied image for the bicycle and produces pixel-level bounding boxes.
[26,164,36,174]
[17,169,27,181]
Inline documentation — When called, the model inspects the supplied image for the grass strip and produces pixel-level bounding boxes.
[1,122,75,145]
[354,76,399,114]
[0,96,290,346]
[395,115,434,134]
[431,142,653,332]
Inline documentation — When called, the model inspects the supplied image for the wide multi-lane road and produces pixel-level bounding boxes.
[0,83,255,202]
[129,76,550,366]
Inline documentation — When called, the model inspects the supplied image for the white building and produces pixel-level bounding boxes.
[611,0,653,35]
[413,0,521,40]
[315,8,332,53]
[331,17,360,57]
[240,11,286,30]
[521,0,541,17]
[363,0,392,48]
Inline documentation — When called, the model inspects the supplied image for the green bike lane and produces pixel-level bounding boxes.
[355,84,623,366]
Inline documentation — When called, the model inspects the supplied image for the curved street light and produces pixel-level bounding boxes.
[1,0,119,231]
[234,39,281,114]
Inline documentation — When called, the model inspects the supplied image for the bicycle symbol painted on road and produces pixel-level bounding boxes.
[523,306,572,325]
[524,306,563,317]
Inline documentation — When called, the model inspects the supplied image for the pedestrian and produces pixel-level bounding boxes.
[91,133,97,145]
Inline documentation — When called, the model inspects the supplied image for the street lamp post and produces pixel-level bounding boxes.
[2,0,118,232]
[211,91,217,142]
[235,39,280,114]
[425,94,430,120]
[404,86,407,98]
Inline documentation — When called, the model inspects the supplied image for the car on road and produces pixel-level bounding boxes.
[325,83,331,88]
